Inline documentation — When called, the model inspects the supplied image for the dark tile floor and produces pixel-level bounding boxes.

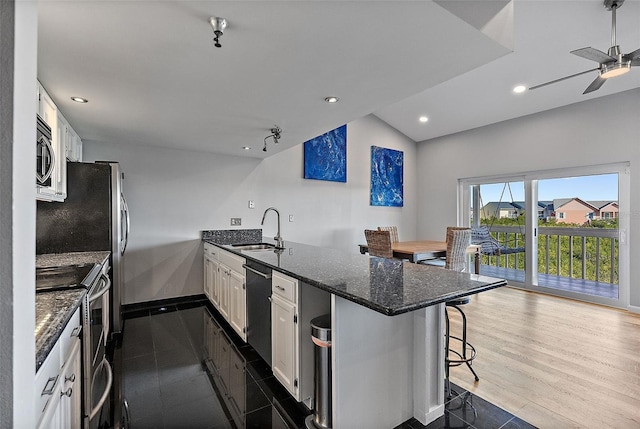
[120,300,537,429]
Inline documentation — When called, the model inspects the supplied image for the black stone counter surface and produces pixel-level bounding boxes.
[203,237,507,316]
[36,250,110,268]
[35,288,85,372]
[34,251,110,372]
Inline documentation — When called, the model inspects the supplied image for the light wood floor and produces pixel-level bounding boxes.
[448,286,640,429]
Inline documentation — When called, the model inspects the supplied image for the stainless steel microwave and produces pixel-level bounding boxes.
[36,114,54,187]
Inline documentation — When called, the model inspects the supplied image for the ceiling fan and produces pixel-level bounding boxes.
[529,0,640,94]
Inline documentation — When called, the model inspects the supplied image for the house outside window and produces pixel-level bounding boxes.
[558,212,565,219]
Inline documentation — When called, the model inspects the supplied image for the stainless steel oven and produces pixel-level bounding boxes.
[82,262,113,429]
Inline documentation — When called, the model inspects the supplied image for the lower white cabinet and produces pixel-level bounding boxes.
[203,243,246,341]
[36,307,82,429]
[271,271,330,408]
[59,341,81,429]
[271,293,297,395]
[228,268,246,341]
[204,243,221,308]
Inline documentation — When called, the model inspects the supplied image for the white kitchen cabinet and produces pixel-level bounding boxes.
[36,82,82,201]
[271,292,297,395]
[219,248,246,341]
[65,124,83,162]
[219,264,230,320]
[59,340,81,429]
[37,83,66,202]
[228,268,246,341]
[204,245,214,300]
[271,271,330,408]
[36,307,82,429]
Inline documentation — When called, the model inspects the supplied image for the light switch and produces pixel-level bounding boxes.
[289,214,294,222]
[248,200,255,209]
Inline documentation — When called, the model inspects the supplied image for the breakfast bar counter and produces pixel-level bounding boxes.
[203,233,507,428]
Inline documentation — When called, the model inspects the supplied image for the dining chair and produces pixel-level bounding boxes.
[377,226,399,244]
[440,227,479,398]
[364,229,394,258]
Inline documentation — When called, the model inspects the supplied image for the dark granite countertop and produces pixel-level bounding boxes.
[36,251,110,268]
[203,237,507,316]
[35,288,86,372]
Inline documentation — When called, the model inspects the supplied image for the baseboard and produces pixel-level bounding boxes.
[122,293,207,316]
[628,304,640,314]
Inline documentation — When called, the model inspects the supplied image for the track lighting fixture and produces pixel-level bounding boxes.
[209,17,227,48]
[263,126,282,152]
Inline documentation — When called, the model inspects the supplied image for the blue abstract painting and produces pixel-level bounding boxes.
[370,146,403,207]
[303,125,347,182]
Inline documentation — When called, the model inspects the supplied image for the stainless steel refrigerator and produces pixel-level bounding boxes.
[36,161,130,335]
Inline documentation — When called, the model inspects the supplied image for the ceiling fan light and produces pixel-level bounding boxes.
[600,61,631,78]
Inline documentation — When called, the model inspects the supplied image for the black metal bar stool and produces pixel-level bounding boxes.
[445,296,479,398]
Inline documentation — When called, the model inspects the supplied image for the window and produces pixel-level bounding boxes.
[558,212,565,219]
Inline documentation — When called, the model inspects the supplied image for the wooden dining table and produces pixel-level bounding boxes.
[359,240,481,273]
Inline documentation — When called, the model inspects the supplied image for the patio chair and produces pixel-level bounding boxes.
[471,225,525,256]
[364,229,394,259]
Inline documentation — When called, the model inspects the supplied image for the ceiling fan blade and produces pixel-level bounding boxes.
[571,47,615,63]
[529,68,599,91]
[583,75,606,94]
[623,47,640,61]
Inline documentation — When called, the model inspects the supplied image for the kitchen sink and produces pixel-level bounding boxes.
[231,243,282,251]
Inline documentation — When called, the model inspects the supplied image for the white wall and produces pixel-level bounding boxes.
[415,88,640,308]
[6,1,37,427]
[84,114,417,305]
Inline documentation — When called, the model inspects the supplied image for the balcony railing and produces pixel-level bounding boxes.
[479,225,619,285]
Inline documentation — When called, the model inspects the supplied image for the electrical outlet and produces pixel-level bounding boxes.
[289,214,294,222]
[248,200,255,209]
[231,218,241,226]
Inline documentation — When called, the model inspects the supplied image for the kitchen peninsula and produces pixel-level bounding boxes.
[203,231,507,428]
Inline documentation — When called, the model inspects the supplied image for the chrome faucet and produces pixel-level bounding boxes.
[261,207,284,248]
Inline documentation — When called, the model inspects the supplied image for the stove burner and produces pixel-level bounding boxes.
[36,263,99,292]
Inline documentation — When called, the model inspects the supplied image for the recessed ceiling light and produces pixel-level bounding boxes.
[324,96,339,103]
[242,146,251,150]
[419,116,429,123]
[70,96,88,103]
[512,85,526,94]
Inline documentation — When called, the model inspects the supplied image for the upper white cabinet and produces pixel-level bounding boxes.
[64,122,83,162]
[36,82,83,202]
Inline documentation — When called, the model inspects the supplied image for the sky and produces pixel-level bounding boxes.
[478,173,618,204]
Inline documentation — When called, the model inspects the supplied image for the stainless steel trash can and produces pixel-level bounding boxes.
[305,314,332,429]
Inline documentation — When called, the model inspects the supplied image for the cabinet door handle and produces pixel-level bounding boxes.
[275,285,285,291]
[61,387,73,397]
[65,373,76,383]
[41,375,59,396]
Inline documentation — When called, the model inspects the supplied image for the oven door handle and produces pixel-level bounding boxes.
[88,274,111,303]
[89,357,113,420]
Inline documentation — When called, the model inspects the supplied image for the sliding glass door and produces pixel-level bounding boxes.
[460,163,629,308]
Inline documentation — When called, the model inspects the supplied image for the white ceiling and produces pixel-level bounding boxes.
[37,1,640,159]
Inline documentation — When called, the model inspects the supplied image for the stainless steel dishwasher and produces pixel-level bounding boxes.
[243,260,273,367]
